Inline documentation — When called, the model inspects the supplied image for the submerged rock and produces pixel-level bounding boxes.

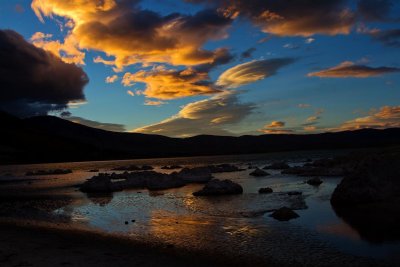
[249,168,270,177]
[306,177,323,186]
[263,162,290,170]
[193,179,243,196]
[258,187,273,194]
[26,169,72,176]
[177,167,213,183]
[270,207,299,221]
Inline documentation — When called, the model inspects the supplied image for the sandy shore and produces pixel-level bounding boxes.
[0,220,269,267]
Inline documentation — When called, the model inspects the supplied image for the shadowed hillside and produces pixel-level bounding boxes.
[1,111,400,164]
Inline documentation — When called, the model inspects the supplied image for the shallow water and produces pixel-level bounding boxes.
[1,150,400,265]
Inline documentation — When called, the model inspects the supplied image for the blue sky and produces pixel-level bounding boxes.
[1,0,399,136]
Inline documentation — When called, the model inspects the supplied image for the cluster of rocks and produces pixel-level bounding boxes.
[306,177,323,186]
[258,187,273,194]
[193,179,243,196]
[26,169,72,176]
[281,157,354,177]
[80,171,186,193]
[112,165,153,171]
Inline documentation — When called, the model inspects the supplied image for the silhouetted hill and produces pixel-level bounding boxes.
[1,112,400,164]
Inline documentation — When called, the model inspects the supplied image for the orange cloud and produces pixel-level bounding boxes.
[105,75,118,83]
[144,100,167,106]
[266,121,285,128]
[308,61,400,78]
[217,58,295,88]
[339,106,400,130]
[260,129,294,134]
[132,91,254,137]
[31,0,233,70]
[30,32,85,65]
[122,67,219,100]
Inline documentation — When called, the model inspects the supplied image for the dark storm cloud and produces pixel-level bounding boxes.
[186,0,355,36]
[0,30,88,117]
[357,0,394,21]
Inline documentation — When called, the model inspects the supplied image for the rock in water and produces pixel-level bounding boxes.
[331,151,400,206]
[80,175,121,193]
[270,207,299,221]
[258,187,273,194]
[249,168,270,177]
[193,179,243,196]
[306,177,323,186]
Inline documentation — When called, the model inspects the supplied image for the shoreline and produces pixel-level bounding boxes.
[0,219,391,267]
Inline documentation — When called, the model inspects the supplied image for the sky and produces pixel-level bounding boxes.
[0,0,399,137]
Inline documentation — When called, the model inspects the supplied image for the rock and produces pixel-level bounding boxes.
[80,171,185,193]
[287,191,302,196]
[125,221,128,225]
[208,164,244,173]
[145,172,185,190]
[161,165,183,170]
[80,175,121,193]
[26,169,72,176]
[193,179,243,196]
[270,207,299,221]
[258,187,273,194]
[89,169,99,172]
[306,177,323,186]
[263,162,290,170]
[249,168,270,177]
[331,151,400,206]
[177,167,213,183]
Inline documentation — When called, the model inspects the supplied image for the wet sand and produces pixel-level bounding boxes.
[0,220,247,267]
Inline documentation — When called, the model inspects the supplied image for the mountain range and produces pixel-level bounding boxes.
[1,111,400,164]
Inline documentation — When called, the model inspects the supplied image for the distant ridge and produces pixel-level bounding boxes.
[1,111,400,164]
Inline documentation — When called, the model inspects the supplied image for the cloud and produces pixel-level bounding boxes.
[338,106,400,130]
[144,100,167,106]
[369,29,400,47]
[260,129,294,134]
[31,1,234,70]
[305,38,315,44]
[216,58,295,88]
[132,91,254,137]
[105,75,119,83]
[122,66,220,100]
[308,61,400,78]
[266,121,285,128]
[306,116,320,122]
[357,0,394,22]
[0,30,88,117]
[127,90,135,97]
[187,0,355,36]
[240,47,256,60]
[30,32,85,65]
[65,116,126,132]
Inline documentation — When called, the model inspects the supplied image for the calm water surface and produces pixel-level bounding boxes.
[1,150,400,264]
